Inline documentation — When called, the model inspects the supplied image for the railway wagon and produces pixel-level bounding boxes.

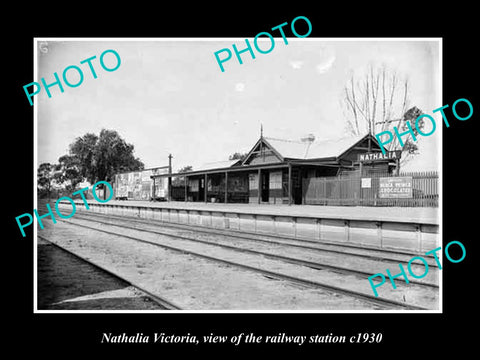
[113,166,169,201]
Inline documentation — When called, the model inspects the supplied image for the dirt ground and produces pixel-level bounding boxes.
[40,222,389,310]
[37,237,164,310]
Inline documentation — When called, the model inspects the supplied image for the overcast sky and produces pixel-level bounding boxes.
[36,38,441,172]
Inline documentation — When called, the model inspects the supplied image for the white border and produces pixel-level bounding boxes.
[33,37,443,314]
[33,38,39,312]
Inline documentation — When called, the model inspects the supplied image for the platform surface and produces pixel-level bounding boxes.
[88,200,440,225]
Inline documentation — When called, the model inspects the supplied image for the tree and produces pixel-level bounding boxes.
[37,163,55,199]
[229,152,248,162]
[395,106,425,156]
[177,165,193,173]
[68,129,144,197]
[172,166,193,186]
[90,129,144,184]
[53,154,83,193]
[343,64,424,164]
[69,132,98,183]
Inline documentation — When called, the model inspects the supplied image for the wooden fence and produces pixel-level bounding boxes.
[302,171,438,207]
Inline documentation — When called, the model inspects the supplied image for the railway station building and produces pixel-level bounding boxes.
[151,133,399,205]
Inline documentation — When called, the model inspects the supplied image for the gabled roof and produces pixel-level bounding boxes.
[261,133,379,160]
[240,136,284,166]
[152,133,381,178]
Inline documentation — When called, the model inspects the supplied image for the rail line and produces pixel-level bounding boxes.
[59,218,430,310]
[74,209,438,266]
[38,234,183,310]
[71,212,438,288]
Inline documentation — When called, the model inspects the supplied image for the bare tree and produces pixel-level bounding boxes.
[343,64,423,165]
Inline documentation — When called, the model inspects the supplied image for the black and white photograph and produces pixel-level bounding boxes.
[7,7,477,356]
[33,38,441,312]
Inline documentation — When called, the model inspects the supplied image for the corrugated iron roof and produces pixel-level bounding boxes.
[196,159,240,171]
[152,134,376,178]
[181,134,374,176]
[264,134,366,160]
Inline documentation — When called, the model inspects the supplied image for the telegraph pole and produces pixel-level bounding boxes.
[168,154,173,202]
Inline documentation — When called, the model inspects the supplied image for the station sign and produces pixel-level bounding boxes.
[358,150,402,162]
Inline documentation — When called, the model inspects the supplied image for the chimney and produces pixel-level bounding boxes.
[301,133,315,158]
[301,133,315,143]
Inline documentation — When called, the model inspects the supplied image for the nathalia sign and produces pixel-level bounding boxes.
[358,150,402,162]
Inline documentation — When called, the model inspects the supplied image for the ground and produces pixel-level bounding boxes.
[37,237,164,310]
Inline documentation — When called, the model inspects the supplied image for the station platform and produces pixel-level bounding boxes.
[107,200,439,225]
[60,199,440,254]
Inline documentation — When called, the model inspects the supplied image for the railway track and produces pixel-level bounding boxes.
[73,209,439,266]
[57,216,434,310]
[38,234,183,310]
[70,212,439,288]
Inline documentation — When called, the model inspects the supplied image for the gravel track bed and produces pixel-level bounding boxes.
[41,221,393,310]
[75,213,439,286]
[60,218,439,309]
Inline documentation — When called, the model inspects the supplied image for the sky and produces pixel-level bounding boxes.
[35,38,441,172]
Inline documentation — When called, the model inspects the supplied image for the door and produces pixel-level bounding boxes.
[198,177,205,202]
[261,171,269,202]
